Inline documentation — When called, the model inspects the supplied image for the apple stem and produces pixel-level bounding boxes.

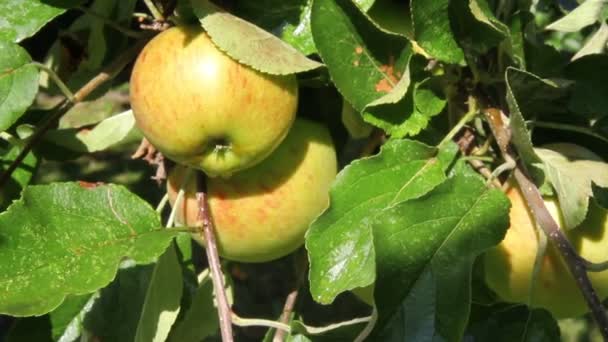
[484,108,608,340]
[195,172,234,342]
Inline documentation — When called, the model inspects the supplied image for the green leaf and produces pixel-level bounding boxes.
[167,277,218,342]
[0,40,39,133]
[504,68,545,167]
[0,183,178,316]
[306,139,453,304]
[369,162,511,341]
[411,0,465,64]
[546,0,607,33]
[0,0,77,42]
[45,110,142,153]
[134,244,183,342]
[535,144,608,229]
[365,77,446,138]
[311,0,411,115]
[192,0,322,75]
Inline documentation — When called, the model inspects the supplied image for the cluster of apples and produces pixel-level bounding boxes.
[129,26,337,263]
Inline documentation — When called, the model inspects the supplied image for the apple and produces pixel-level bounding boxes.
[167,119,337,262]
[484,168,608,318]
[130,26,298,178]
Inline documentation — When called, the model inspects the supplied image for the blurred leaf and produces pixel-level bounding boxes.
[504,68,547,167]
[467,305,560,341]
[342,100,373,139]
[546,0,607,32]
[0,183,178,316]
[45,110,141,153]
[311,0,410,115]
[134,244,183,342]
[306,139,456,304]
[0,0,78,42]
[84,263,155,342]
[0,40,39,133]
[535,144,608,229]
[59,95,125,129]
[0,143,38,209]
[192,0,322,74]
[411,0,465,64]
[167,278,218,342]
[368,162,510,341]
[566,54,608,118]
[572,22,608,60]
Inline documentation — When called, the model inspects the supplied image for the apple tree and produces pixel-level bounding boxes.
[1,0,608,341]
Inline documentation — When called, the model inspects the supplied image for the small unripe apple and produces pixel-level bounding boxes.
[167,119,337,262]
[484,165,608,317]
[130,26,298,177]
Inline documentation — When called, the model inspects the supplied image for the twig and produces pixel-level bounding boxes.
[195,172,234,342]
[76,6,144,38]
[484,108,608,340]
[273,250,308,342]
[272,289,298,342]
[0,39,148,189]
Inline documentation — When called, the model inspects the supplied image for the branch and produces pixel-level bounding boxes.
[0,39,149,189]
[484,108,608,340]
[195,172,234,342]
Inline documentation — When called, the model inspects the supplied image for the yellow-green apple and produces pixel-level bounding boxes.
[484,173,608,318]
[130,26,298,177]
[167,119,337,262]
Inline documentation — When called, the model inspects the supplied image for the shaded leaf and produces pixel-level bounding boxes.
[566,54,608,118]
[0,183,178,316]
[306,139,455,303]
[167,278,218,342]
[0,143,38,209]
[450,0,509,56]
[369,162,511,341]
[0,0,77,42]
[592,182,608,210]
[83,263,155,342]
[134,244,183,342]
[467,305,560,342]
[535,143,608,229]
[0,40,39,133]
[411,0,465,64]
[193,0,322,75]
